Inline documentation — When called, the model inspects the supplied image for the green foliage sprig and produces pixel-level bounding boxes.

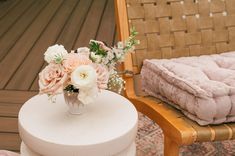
[123,27,139,52]
[89,41,107,56]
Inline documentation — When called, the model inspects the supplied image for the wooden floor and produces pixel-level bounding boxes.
[0,0,116,151]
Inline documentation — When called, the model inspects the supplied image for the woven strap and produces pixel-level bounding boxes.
[126,0,235,69]
[183,116,235,142]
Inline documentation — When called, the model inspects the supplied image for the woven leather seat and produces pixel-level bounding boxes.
[115,0,235,155]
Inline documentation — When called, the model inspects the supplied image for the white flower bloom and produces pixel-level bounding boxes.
[90,52,102,63]
[71,65,97,89]
[101,57,109,65]
[106,52,114,61]
[113,48,124,60]
[76,47,90,56]
[44,44,68,63]
[117,41,124,49]
[77,87,98,104]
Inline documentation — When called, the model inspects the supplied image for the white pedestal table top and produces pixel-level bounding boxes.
[18,90,138,156]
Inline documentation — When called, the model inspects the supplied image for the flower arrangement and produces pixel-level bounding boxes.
[39,28,138,104]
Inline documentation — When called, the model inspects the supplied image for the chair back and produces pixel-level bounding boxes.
[116,0,235,72]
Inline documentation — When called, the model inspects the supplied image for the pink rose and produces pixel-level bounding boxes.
[94,64,109,90]
[39,64,68,95]
[63,53,92,73]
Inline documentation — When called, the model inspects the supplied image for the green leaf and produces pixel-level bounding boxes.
[89,41,107,56]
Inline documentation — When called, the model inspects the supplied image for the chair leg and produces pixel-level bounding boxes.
[164,135,180,156]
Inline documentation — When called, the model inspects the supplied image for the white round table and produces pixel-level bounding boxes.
[18,90,138,156]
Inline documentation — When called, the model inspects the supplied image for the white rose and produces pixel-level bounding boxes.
[44,44,68,63]
[71,65,97,89]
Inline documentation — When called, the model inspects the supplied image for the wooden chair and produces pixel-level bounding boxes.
[115,0,235,155]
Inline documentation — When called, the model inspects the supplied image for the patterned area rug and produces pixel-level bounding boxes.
[136,113,235,156]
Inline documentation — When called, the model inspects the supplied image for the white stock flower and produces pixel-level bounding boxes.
[44,44,68,63]
[71,65,97,89]
[117,41,124,49]
[101,57,109,65]
[107,51,114,60]
[113,48,124,60]
[77,87,98,104]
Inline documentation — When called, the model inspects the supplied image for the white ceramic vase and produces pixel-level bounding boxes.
[63,91,85,115]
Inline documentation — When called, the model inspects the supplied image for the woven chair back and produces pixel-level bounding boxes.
[126,0,235,70]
